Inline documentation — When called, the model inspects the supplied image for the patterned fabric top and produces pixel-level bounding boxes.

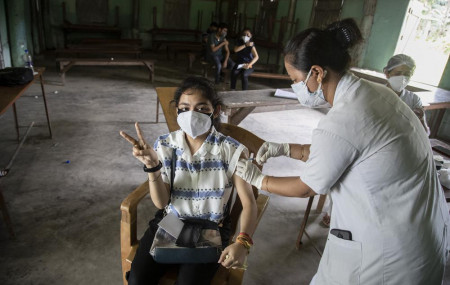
[153,127,247,223]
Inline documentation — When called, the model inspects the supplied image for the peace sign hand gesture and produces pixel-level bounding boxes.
[120,122,159,167]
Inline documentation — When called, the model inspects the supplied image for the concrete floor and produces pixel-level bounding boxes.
[0,54,449,285]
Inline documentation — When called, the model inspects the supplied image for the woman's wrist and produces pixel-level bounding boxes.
[236,232,253,254]
[148,170,161,182]
[143,160,162,172]
[263,176,271,193]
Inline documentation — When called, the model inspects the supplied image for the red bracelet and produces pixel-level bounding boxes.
[238,232,253,245]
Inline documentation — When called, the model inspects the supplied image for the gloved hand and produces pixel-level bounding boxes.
[235,159,265,189]
[256,142,290,165]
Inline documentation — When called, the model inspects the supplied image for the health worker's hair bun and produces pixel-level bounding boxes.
[326,18,362,50]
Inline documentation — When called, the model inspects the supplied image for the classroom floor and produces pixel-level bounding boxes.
[0,54,449,285]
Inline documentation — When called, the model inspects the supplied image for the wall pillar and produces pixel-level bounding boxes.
[6,0,28,67]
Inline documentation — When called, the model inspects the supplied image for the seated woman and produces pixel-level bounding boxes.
[230,28,259,90]
[120,77,257,285]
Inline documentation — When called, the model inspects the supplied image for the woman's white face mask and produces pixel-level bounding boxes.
[177,111,213,139]
[242,36,251,43]
[388,75,410,92]
[291,69,329,108]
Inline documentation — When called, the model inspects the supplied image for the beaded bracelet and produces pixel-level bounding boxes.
[238,232,253,245]
[236,238,251,253]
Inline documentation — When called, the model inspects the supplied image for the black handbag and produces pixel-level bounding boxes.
[0,67,34,86]
[150,149,223,264]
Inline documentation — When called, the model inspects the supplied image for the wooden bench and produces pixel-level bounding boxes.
[249,71,290,81]
[56,48,143,59]
[57,58,155,84]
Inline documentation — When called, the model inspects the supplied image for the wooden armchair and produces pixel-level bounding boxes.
[120,87,270,285]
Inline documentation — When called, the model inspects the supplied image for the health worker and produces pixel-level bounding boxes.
[235,18,449,284]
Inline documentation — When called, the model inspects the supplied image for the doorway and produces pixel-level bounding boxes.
[395,0,450,86]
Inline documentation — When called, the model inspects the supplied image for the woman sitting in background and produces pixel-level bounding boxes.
[231,28,259,90]
[120,77,257,285]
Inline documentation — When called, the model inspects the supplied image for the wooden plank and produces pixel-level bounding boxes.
[220,89,299,110]
[250,72,290,80]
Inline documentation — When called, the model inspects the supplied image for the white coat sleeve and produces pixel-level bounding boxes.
[300,129,359,195]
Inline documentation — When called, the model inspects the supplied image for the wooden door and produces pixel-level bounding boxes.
[163,0,191,29]
[309,0,344,29]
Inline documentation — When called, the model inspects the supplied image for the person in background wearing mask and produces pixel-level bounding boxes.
[384,54,429,134]
[206,22,218,34]
[201,22,219,61]
[120,77,257,285]
[207,23,235,84]
[230,28,259,90]
[234,18,449,284]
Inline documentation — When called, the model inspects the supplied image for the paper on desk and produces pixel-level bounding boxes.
[274,89,297,100]
[158,212,184,238]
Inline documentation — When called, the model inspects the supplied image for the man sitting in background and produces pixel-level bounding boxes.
[207,23,235,84]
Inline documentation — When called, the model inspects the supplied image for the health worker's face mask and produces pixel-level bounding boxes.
[291,69,328,108]
[177,110,213,139]
[388,75,410,92]
[242,36,251,43]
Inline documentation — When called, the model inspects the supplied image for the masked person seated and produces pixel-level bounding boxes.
[207,23,235,84]
[230,28,259,91]
[383,54,429,134]
[120,77,257,285]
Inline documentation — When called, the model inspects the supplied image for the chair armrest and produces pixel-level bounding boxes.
[120,180,149,262]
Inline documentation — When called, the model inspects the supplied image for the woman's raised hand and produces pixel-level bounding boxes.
[120,122,159,167]
[256,142,290,165]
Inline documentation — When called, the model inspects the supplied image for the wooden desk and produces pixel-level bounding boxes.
[417,89,450,138]
[219,89,299,125]
[0,67,52,139]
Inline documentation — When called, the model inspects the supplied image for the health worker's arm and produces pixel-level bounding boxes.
[261,176,316,198]
[289,144,311,162]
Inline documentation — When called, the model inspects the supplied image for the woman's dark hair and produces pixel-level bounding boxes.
[173,77,222,130]
[284,18,362,74]
[241,27,251,36]
[218,22,228,30]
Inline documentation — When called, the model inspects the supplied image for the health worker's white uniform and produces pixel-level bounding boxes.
[399,88,423,110]
[302,73,449,285]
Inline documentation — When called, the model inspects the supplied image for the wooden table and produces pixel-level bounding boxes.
[417,88,450,138]
[0,67,52,140]
[219,89,299,125]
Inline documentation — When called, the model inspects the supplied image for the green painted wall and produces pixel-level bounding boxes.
[295,0,314,32]
[361,0,409,71]
[341,0,364,23]
[6,0,30,67]
[190,0,216,31]
[0,0,11,67]
[438,56,450,90]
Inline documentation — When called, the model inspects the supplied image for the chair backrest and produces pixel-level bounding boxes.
[155,87,179,132]
[155,87,265,237]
